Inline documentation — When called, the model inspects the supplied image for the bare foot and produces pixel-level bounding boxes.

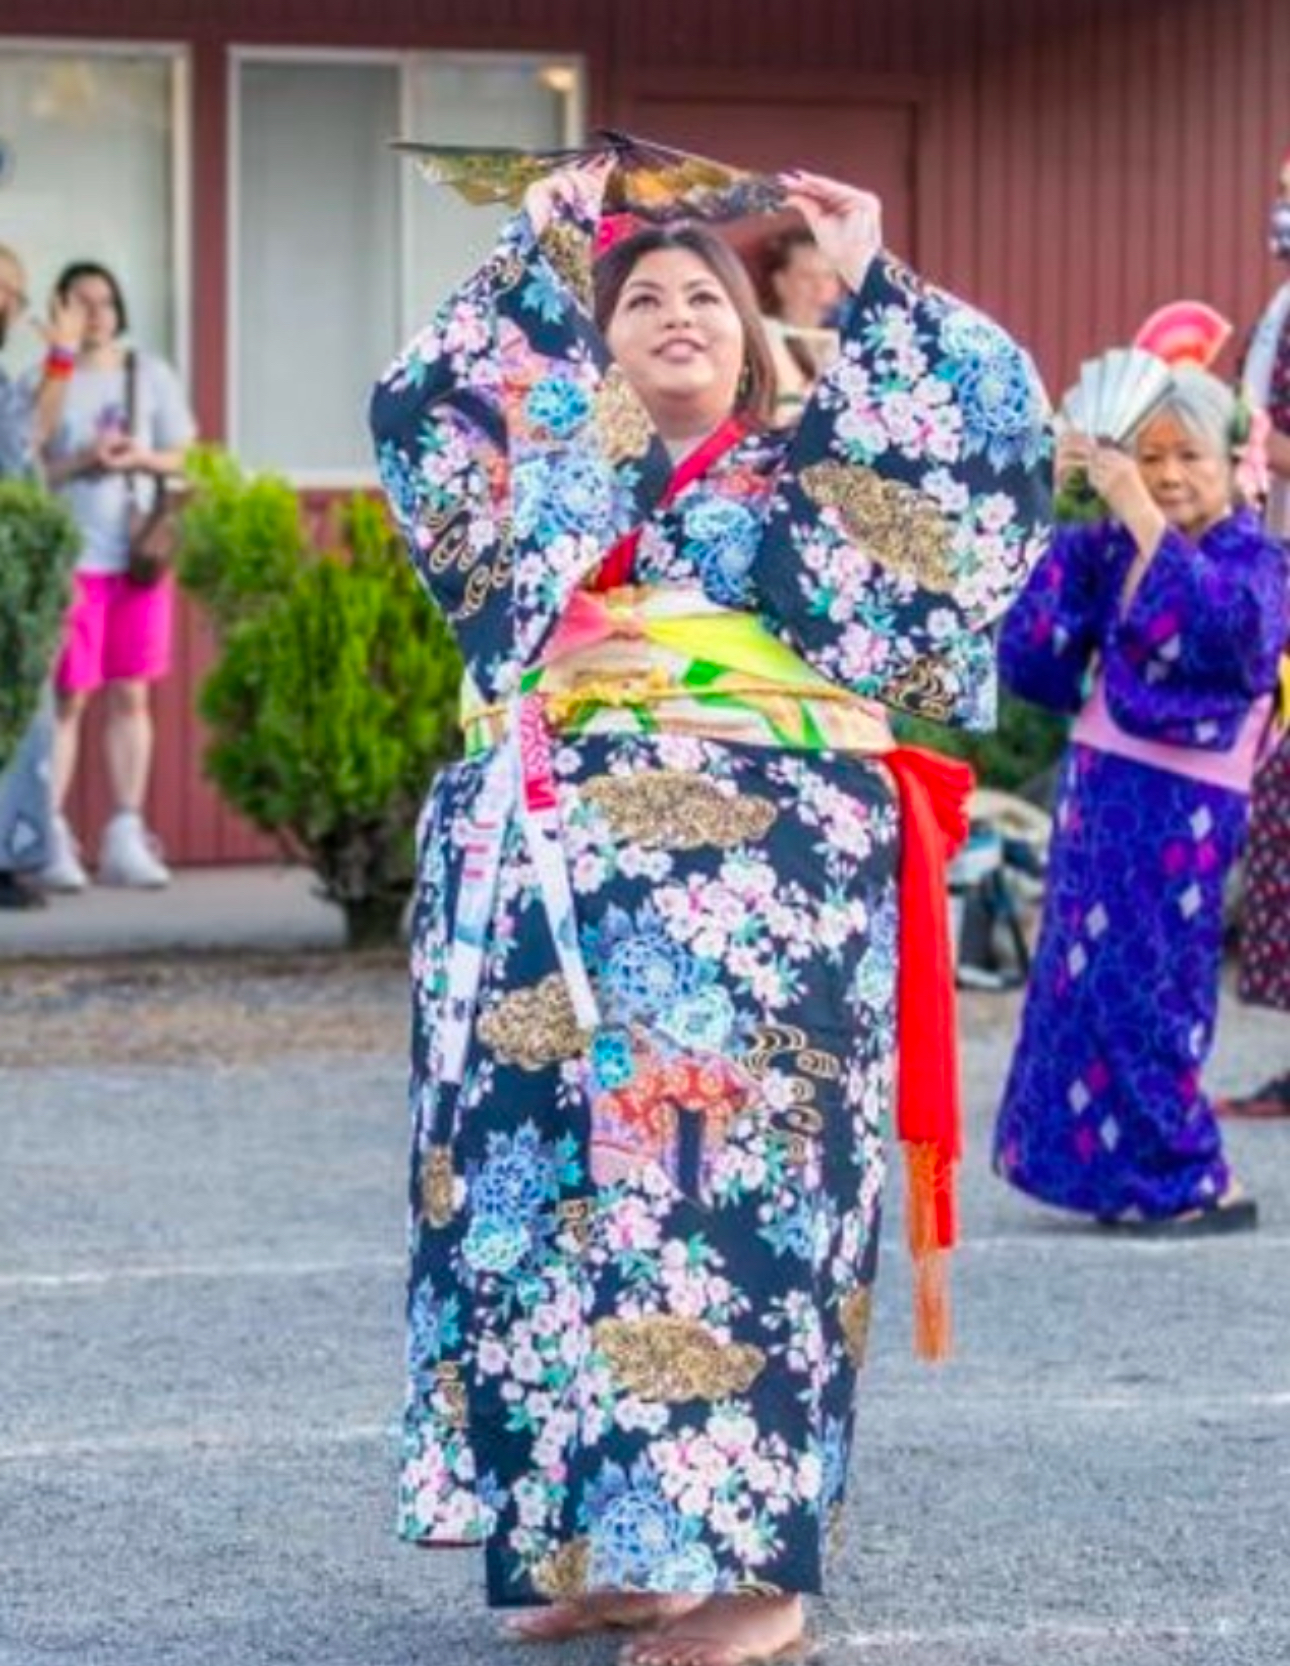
[506,1593,704,1643]
[619,1593,806,1666]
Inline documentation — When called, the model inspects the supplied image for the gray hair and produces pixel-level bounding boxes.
[1135,363,1238,458]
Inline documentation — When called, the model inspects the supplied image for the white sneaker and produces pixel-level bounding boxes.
[98,811,171,889]
[41,814,89,892]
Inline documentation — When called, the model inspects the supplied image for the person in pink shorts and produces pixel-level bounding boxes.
[35,260,195,890]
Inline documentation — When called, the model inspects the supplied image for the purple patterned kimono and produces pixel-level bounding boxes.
[993,511,1288,1219]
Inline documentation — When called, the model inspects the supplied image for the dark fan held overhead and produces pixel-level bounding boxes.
[391,127,789,225]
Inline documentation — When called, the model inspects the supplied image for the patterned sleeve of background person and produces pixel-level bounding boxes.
[750,252,1053,731]
[370,207,673,702]
[1102,508,1290,750]
[0,368,32,479]
[997,520,1134,715]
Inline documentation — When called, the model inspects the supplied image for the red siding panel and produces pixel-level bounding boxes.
[10,0,1290,863]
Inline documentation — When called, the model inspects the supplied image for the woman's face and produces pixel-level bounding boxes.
[69,275,121,349]
[770,243,842,327]
[1134,412,1232,539]
[606,247,745,438]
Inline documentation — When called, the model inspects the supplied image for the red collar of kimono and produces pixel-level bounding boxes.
[589,415,748,592]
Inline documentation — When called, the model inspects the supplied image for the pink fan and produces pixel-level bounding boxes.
[1133,300,1233,370]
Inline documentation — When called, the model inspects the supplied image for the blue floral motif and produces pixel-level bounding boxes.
[375,439,422,528]
[525,375,592,440]
[656,986,736,1054]
[407,1288,463,1379]
[514,446,620,546]
[938,311,1047,472]
[584,904,709,1022]
[521,267,568,323]
[681,495,760,606]
[584,1460,721,1594]
[590,1025,637,1092]
[462,1122,579,1276]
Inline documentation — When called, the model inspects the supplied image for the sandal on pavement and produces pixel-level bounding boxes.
[1098,1187,1259,1238]
[619,1633,807,1666]
[506,1595,702,1644]
[618,1598,808,1666]
[1216,1071,1290,1120]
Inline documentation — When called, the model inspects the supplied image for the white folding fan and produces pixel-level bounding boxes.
[1058,346,1172,444]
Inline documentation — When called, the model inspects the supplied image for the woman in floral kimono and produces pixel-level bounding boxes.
[993,368,1288,1232]
[372,159,1049,1665]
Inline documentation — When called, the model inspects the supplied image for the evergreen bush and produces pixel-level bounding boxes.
[0,480,79,769]
[895,687,1068,797]
[178,455,462,947]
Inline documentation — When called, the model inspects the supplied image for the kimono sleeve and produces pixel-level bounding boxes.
[370,219,523,696]
[750,253,1053,729]
[998,521,1131,714]
[1102,519,1290,750]
[371,209,664,701]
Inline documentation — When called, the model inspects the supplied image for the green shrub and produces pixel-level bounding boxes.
[177,446,308,635]
[0,480,79,769]
[894,687,1068,795]
[178,454,462,947]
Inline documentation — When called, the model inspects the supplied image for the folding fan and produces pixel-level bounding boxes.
[392,127,788,225]
[1133,300,1232,370]
[1058,346,1172,444]
[1055,346,1174,522]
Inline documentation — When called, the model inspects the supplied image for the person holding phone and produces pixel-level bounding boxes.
[35,260,195,891]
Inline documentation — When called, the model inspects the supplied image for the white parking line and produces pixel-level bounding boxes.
[0,1255,402,1291]
[0,1423,391,1464]
[829,1615,1252,1651]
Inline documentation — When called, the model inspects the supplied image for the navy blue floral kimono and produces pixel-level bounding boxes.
[371,199,1050,1606]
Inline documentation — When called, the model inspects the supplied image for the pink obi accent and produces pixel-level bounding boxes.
[1071,677,1274,795]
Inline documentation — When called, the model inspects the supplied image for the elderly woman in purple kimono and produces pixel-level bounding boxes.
[993,366,1289,1232]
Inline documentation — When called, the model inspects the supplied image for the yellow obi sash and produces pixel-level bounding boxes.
[463,585,893,756]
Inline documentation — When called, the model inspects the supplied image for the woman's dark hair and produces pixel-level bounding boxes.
[593,225,778,430]
[758,226,818,313]
[54,261,128,334]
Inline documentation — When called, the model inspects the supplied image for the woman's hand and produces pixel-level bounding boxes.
[1054,429,1096,489]
[522,157,613,236]
[1087,443,1167,559]
[779,170,883,291]
[33,290,86,355]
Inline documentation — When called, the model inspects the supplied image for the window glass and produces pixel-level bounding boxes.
[0,50,180,375]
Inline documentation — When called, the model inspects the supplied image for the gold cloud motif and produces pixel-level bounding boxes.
[582,770,777,850]
[800,461,955,593]
[477,973,589,1069]
[594,1314,765,1401]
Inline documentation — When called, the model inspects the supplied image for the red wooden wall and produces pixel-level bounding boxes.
[7,0,1289,863]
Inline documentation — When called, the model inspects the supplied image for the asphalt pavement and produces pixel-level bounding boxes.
[1,916,1288,1665]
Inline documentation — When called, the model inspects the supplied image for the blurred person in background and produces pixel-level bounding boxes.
[757,225,843,425]
[993,367,1288,1230]
[1220,150,1290,1116]
[36,260,194,892]
[0,244,83,908]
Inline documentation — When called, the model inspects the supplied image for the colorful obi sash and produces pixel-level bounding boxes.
[448,585,969,1359]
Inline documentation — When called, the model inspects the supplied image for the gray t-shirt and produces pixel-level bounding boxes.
[35,352,195,574]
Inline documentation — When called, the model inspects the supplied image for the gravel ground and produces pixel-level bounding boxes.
[0,949,410,1068]
[1,952,1288,1666]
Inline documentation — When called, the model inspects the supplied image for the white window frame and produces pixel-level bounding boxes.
[0,35,193,389]
[227,45,585,489]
